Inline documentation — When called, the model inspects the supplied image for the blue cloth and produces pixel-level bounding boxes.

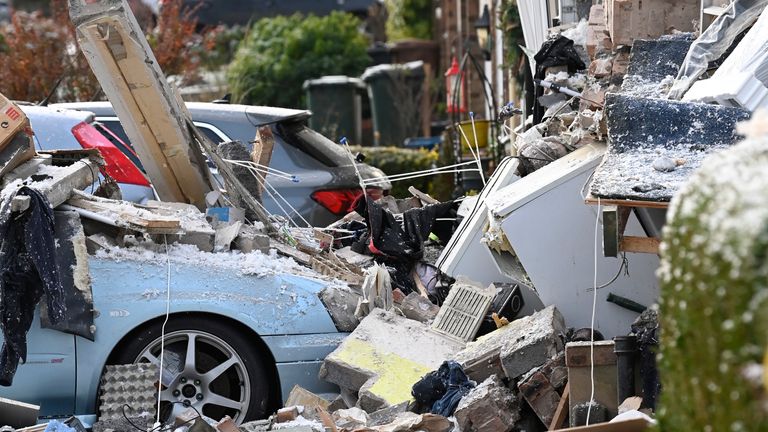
[412,360,475,417]
[431,361,475,417]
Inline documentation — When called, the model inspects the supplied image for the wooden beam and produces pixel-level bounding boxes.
[549,383,570,430]
[620,236,661,255]
[602,205,631,257]
[70,1,214,209]
[585,195,670,209]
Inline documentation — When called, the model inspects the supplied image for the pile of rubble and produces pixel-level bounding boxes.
[2,0,768,431]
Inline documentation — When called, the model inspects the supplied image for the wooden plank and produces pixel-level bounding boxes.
[620,236,661,255]
[549,383,570,430]
[584,195,669,209]
[71,2,215,209]
[601,206,631,257]
[67,193,181,234]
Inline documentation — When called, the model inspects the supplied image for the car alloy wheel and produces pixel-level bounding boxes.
[135,329,251,422]
[112,316,271,424]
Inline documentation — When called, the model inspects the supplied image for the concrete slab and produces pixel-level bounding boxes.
[453,305,566,381]
[319,308,464,412]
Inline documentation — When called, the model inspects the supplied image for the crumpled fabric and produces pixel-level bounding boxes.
[533,35,586,124]
[411,361,475,417]
[0,186,65,386]
[354,198,454,263]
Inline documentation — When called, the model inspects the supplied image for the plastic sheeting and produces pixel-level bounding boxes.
[668,0,768,100]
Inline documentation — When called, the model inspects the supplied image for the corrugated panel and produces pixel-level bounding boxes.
[99,363,158,421]
[431,283,494,341]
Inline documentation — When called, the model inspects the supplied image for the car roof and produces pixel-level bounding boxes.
[19,105,95,151]
[19,104,94,125]
[51,101,312,126]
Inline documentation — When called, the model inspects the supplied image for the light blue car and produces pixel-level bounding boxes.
[2,246,346,424]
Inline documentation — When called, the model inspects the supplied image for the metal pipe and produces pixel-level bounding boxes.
[606,292,647,313]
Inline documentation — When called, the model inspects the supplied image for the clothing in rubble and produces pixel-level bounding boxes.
[0,185,66,386]
[354,197,454,263]
[411,360,475,417]
[533,35,586,124]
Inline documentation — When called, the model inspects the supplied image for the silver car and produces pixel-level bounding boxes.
[54,102,391,226]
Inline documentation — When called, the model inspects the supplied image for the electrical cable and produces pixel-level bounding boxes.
[469,113,487,186]
[156,234,172,426]
[586,253,629,292]
[363,168,481,186]
[587,197,601,426]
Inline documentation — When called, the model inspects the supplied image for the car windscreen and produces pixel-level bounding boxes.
[277,120,352,168]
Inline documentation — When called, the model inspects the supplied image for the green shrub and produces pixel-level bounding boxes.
[351,145,438,198]
[656,132,768,431]
[228,12,370,108]
[385,0,433,41]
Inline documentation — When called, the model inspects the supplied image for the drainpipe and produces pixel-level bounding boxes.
[614,335,638,406]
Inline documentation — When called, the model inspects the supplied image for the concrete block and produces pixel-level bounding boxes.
[327,395,348,412]
[235,224,270,254]
[606,0,698,46]
[398,292,439,323]
[0,396,39,428]
[453,306,566,382]
[455,375,520,432]
[319,308,464,412]
[284,384,330,411]
[368,401,409,426]
[333,407,370,430]
[567,341,618,420]
[318,283,362,332]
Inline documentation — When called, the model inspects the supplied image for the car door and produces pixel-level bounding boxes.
[0,312,77,417]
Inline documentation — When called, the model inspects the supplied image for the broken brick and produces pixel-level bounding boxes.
[586,26,612,59]
[518,370,561,427]
[589,58,614,79]
[455,375,520,432]
[588,4,604,26]
[605,0,698,47]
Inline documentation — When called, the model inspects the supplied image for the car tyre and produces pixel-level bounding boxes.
[111,315,270,423]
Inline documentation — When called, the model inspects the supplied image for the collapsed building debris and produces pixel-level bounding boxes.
[319,308,465,413]
[454,375,520,432]
[0,0,765,430]
[454,305,566,382]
